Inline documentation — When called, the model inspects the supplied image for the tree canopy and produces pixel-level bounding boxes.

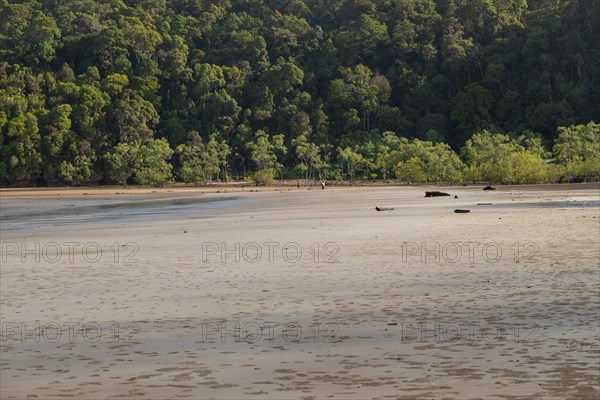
[0,0,598,186]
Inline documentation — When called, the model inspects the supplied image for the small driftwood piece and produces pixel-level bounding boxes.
[425,191,451,197]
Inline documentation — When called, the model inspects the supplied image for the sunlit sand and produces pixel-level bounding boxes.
[1,184,599,399]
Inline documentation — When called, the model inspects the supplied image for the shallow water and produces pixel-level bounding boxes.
[0,195,241,231]
[499,200,600,209]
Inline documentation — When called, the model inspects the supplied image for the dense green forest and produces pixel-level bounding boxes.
[1,0,599,186]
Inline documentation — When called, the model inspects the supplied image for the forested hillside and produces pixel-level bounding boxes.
[1,0,599,186]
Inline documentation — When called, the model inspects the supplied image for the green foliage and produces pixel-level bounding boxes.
[176,132,231,184]
[460,125,600,184]
[136,138,174,185]
[59,155,92,186]
[508,151,546,184]
[395,157,427,183]
[104,138,173,186]
[553,122,600,164]
[422,142,465,183]
[247,130,287,183]
[551,122,600,180]
[462,130,523,183]
[104,141,139,186]
[338,146,367,181]
[292,132,327,181]
[254,169,275,185]
[0,1,598,186]
[0,85,43,183]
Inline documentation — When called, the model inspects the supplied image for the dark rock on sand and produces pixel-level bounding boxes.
[425,191,451,197]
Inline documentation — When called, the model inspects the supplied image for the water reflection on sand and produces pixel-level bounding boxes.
[0,195,241,230]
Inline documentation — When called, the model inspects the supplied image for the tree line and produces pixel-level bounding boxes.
[0,0,598,186]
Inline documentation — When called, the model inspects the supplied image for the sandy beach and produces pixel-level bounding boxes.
[1,183,599,399]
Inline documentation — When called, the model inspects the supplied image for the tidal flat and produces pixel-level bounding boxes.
[1,184,599,399]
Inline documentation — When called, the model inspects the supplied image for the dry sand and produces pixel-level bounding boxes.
[1,184,599,399]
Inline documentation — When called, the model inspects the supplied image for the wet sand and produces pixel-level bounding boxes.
[1,184,599,399]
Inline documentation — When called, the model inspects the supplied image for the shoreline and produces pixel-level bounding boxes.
[1,185,599,399]
[1,181,598,201]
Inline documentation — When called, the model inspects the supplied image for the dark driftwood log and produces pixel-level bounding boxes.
[425,191,451,197]
[454,209,471,213]
[483,186,496,190]
[477,203,493,205]
[376,207,395,211]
